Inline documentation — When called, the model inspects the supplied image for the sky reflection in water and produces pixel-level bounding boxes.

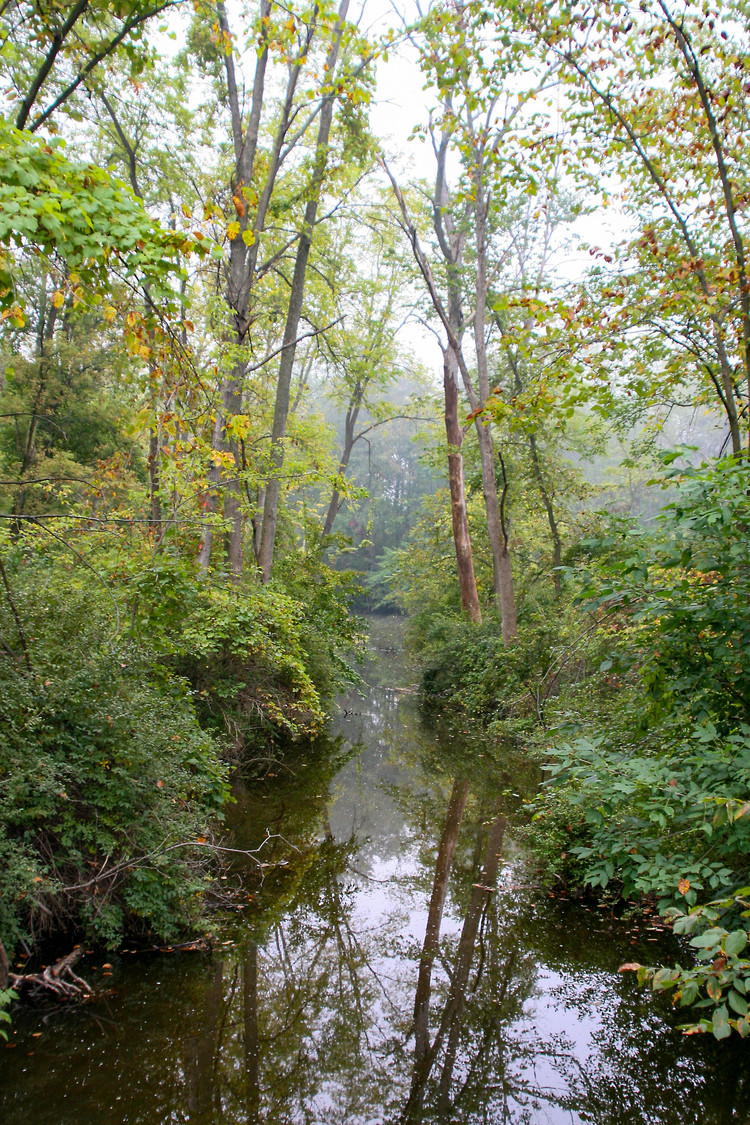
[1,617,749,1124]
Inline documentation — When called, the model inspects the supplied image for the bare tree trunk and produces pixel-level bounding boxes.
[444,357,482,624]
[252,485,265,564]
[258,0,350,582]
[197,0,272,574]
[380,152,483,624]
[527,430,562,593]
[322,402,358,537]
[197,374,244,574]
[13,293,58,528]
[470,157,517,641]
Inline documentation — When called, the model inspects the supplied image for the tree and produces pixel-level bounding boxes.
[511,0,750,456]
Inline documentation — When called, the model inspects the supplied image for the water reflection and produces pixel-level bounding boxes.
[2,618,750,1124]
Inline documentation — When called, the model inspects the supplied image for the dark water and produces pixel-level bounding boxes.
[2,617,750,1123]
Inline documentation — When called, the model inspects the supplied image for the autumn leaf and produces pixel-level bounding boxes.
[226,221,240,241]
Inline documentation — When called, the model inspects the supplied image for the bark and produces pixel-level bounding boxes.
[444,356,482,624]
[468,143,518,641]
[413,778,470,1062]
[197,375,244,575]
[10,945,92,1001]
[99,92,165,533]
[435,124,499,627]
[12,295,58,529]
[528,430,562,593]
[197,0,272,574]
[380,156,483,620]
[15,0,89,130]
[322,399,359,537]
[257,0,350,582]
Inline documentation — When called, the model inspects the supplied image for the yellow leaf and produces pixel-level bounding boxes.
[226,221,240,241]
[242,228,255,246]
[103,306,116,322]
[51,290,64,308]
[181,203,191,219]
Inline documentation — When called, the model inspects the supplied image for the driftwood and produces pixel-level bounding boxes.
[10,945,92,1002]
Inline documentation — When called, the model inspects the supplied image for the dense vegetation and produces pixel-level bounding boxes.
[2,0,750,1048]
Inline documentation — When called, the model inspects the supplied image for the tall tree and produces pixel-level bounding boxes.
[512,0,750,456]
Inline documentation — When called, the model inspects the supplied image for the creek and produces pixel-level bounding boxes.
[1,616,749,1123]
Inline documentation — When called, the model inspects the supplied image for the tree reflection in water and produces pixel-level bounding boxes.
[2,619,750,1124]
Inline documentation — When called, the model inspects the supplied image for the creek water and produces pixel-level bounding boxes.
[2,616,750,1123]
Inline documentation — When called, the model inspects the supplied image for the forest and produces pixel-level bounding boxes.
[2,0,750,1089]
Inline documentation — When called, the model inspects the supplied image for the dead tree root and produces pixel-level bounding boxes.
[10,945,93,1003]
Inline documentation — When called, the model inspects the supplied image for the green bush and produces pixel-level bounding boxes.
[0,550,229,954]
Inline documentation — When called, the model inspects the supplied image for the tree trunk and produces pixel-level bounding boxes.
[322,404,358,537]
[527,430,562,593]
[444,353,482,624]
[258,0,350,583]
[380,149,483,625]
[470,155,518,640]
[197,373,244,574]
[197,0,272,574]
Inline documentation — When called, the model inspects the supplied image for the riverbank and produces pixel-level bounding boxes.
[2,616,748,1123]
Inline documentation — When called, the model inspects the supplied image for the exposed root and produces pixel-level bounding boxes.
[10,945,93,1002]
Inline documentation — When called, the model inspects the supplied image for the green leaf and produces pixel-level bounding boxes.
[724,930,748,957]
[729,990,748,1016]
[712,1005,732,1040]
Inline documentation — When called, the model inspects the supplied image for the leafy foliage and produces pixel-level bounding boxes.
[0,121,193,322]
[0,547,230,953]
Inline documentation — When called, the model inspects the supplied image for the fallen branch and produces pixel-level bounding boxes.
[10,945,93,1002]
